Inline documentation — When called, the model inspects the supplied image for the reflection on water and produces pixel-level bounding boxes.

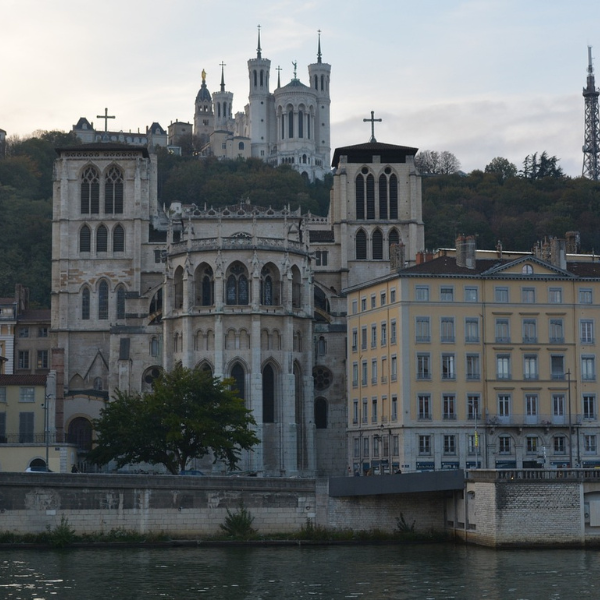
[1,544,599,599]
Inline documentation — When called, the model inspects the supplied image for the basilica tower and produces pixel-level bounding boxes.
[194,70,214,147]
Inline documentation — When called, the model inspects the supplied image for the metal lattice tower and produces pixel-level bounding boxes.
[583,46,600,180]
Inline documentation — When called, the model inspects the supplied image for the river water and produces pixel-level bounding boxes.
[1,544,599,599]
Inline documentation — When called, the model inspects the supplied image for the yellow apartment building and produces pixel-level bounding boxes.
[346,241,600,473]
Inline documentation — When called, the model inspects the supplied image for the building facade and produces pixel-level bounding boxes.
[50,130,425,475]
[346,240,600,474]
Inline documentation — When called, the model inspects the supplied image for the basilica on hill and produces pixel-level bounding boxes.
[51,32,425,477]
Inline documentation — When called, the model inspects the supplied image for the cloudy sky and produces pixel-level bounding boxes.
[2,0,599,176]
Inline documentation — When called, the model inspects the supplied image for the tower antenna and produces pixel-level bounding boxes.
[583,46,600,180]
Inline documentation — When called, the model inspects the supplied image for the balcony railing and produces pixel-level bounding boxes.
[485,413,583,427]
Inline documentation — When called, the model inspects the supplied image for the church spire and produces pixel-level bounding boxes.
[257,25,262,59]
[317,29,322,64]
[219,61,226,92]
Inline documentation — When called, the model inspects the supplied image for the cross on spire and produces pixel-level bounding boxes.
[97,107,115,134]
[363,110,382,143]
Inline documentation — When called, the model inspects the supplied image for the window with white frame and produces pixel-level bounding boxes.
[19,387,35,402]
[526,394,538,417]
[418,394,431,420]
[526,436,539,453]
[522,287,535,303]
[361,297,366,311]
[498,394,511,417]
[581,320,594,344]
[499,435,511,454]
[442,353,456,380]
[443,435,456,455]
[352,363,358,387]
[371,398,378,423]
[584,394,596,420]
[548,287,562,304]
[440,317,455,343]
[416,353,431,380]
[440,286,454,302]
[495,287,509,303]
[381,357,387,383]
[466,354,480,380]
[361,361,368,386]
[370,295,376,309]
[352,299,358,314]
[465,318,479,343]
[419,435,431,455]
[373,435,380,457]
[585,434,597,453]
[371,359,378,384]
[362,399,368,424]
[381,322,387,346]
[579,288,593,304]
[582,355,596,381]
[415,286,429,301]
[553,394,565,417]
[353,436,360,457]
[496,354,511,379]
[468,434,480,455]
[361,327,367,350]
[553,435,566,455]
[549,319,564,343]
[390,288,396,303]
[391,395,398,421]
[353,400,358,424]
[522,319,537,343]
[363,436,369,457]
[390,320,397,344]
[352,329,358,352]
[380,292,386,306]
[495,318,510,343]
[467,394,480,420]
[443,394,456,420]
[551,354,565,379]
[391,356,397,381]
[416,317,430,342]
[371,324,377,348]
[464,286,478,302]
[523,355,538,380]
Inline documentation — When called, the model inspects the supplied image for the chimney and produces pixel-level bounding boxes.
[551,238,567,270]
[566,231,580,254]
[455,234,466,267]
[465,235,476,269]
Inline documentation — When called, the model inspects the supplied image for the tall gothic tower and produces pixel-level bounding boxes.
[194,69,214,147]
[212,63,234,133]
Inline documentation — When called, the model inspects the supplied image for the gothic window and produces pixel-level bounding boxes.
[262,270,273,305]
[389,228,400,250]
[226,263,249,305]
[313,366,332,390]
[113,224,125,252]
[314,74,318,89]
[98,280,109,320]
[231,362,246,401]
[96,225,108,253]
[372,229,383,260]
[116,285,126,320]
[366,174,375,219]
[68,417,93,451]
[105,166,124,214]
[298,110,304,138]
[320,74,324,90]
[291,266,302,308]
[80,225,91,252]
[196,264,214,306]
[217,103,221,118]
[142,366,162,392]
[281,114,285,139]
[150,337,159,357]
[174,266,184,309]
[253,70,257,87]
[81,287,90,320]
[355,174,365,219]
[262,364,275,423]
[260,69,264,86]
[315,398,328,429]
[81,166,99,214]
[389,174,398,219]
[356,229,367,260]
[379,174,388,219]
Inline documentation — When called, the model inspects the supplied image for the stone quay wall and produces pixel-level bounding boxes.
[0,473,446,537]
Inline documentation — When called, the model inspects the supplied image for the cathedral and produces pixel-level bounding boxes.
[53,33,425,477]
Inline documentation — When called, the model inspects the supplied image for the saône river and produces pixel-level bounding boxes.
[1,544,599,599]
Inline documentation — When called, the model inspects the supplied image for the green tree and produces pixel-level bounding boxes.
[88,366,259,474]
[484,157,517,182]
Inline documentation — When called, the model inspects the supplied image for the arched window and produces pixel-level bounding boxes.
[314,74,318,89]
[238,141,244,150]
[379,174,388,219]
[281,114,285,139]
[389,229,400,251]
[355,174,365,219]
[82,287,90,320]
[253,70,257,87]
[196,264,214,306]
[262,364,275,423]
[317,336,327,356]
[97,225,108,253]
[291,266,302,308]
[113,225,125,252]
[81,166,99,214]
[68,417,93,451]
[116,285,126,320]
[373,229,383,260]
[98,281,109,320]
[298,110,304,138]
[80,225,91,252]
[356,230,367,260]
[174,266,184,309]
[315,398,328,429]
[142,366,162,392]
[320,74,324,90]
[288,111,294,138]
[306,113,311,139]
[261,264,280,306]
[226,263,249,305]
[366,174,375,219]
[260,69,264,86]
[231,363,245,401]
[389,174,398,219]
[150,337,159,357]
[105,166,124,214]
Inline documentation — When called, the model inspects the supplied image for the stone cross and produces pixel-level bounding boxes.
[363,110,382,143]
[96,108,115,134]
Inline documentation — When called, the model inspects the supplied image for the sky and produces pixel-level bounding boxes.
[2,0,600,176]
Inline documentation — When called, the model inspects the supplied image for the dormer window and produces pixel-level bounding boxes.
[522,264,533,274]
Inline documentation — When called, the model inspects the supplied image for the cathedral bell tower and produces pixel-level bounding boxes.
[194,69,214,147]
[212,62,234,132]
[247,26,272,160]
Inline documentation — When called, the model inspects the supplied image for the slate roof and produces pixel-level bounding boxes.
[332,142,419,167]
[55,143,150,158]
[0,374,47,386]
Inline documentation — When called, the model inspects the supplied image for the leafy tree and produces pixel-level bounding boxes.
[88,366,259,474]
[415,150,461,175]
[484,157,518,182]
